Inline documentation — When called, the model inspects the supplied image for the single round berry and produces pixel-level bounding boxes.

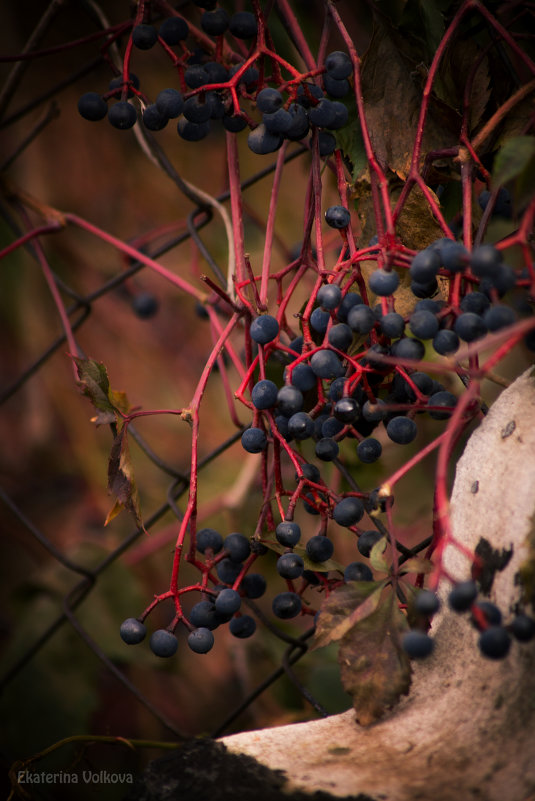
[132,24,158,50]
[357,437,382,463]
[310,307,331,334]
[310,349,345,379]
[470,244,503,277]
[362,399,387,422]
[286,103,310,140]
[150,629,178,657]
[241,573,267,599]
[317,283,342,310]
[188,627,215,654]
[402,630,434,659]
[177,118,210,141]
[241,427,267,453]
[510,613,535,642]
[272,591,302,619]
[142,104,168,131]
[159,16,189,44]
[471,600,502,629]
[325,50,352,79]
[334,397,359,423]
[323,75,350,99]
[251,379,278,410]
[120,618,147,645]
[410,248,440,283]
[483,305,516,332]
[229,11,258,39]
[315,437,339,461]
[344,561,373,582]
[248,124,283,154]
[336,292,363,322]
[390,337,425,360]
[414,590,441,617]
[222,113,247,132]
[427,390,457,420]
[183,94,213,123]
[215,588,242,616]
[322,417,344,438]
[289,363,316,392]
[288,411,314,440]
[386,416,417,445]
[156,88,184,118]
[263,108,293,134]
[277,552,305,579]
[333,497,365,527]
[224,533,251,562]
[409,309,439,340]
[201,8,229,35]
[250,314,279,345]
[478,626,511,659]
[256,87,283,113]
[347,305,376,334]
[190,600,219,630]
[276,385,303,417]
[306,535,334,563]
[448,580,478,612]
[460,291,490,315]
[328,323,353,351]
[357,530,383,558]
[440,241,468,273]
[185,65,209,89]
[229,615,257,638]
[369,269,400,296]
[132,292,159,318]
[108,101,137,129]
[325,205,351,229]
[77,92,108,121]
[432,329,459,355]
[197,528,223,554]
[454,312,487,342]
[216,558,243,584]
[276,521,301,547]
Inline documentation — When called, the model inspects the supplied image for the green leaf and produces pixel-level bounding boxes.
[73,356,114,414]
[312,580,387,649]
[259,533,344,573]
[493,136,535,188]
[338,592,411,725]
[369,537,389,572]
[400,556,434,575]
[106,425,145,532]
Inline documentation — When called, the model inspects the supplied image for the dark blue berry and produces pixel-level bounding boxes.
[216,558,243,584]
[310,307,331,334]
[333,497,365,526]
[328,323,353,351]
[318,131,337,156]
[323,74,350,98]
[386,416,417,444]
[276,521,301,547]
[78,92,108,121]
[241,427,267,453]
[188,627,215,653]
[357,530,383,558]
[471,600,502,629]
[263,108,293,134]
[454,312,487,342]
[390,337,425,360]
[150,629,178,657]
[277,552,305,579]
[322,417,344,438]
[362,399,387,422]
[344,561,373,581]
[432,329,459,355]
[223,114,247,132]
[336,292,363,322]
[285,103,310,140]
[483,305,516,331]
[256,87,283,113]
[460,291,490,315]
[306,535,334,563]
[229,11,258,39]
[288,411,314,440]
[276,385,303,416]
[414,590,440,617]
[190,600,219,630]
[470,244,503,277]
[315,437,339,461]
[248,124,283,155]
[159,17,189,44]
[132,24,158,50]
[250,314,279,344]
[317,283,342,310]
[197,528,223,554]
[108,101,137,129]
[427,391,457,420]
[511,613,535,642]
[369,269,400,296]
[379,312,404,338]
[224,533,251,562]
[120,618,147,644]
[132,292,159,317]
[229,615,257,638]
[215,588,242,615]
[183,94,213,123]
[347,304,376,334]
[478,626,511,659]
[142,104,168,131]
[410,249,440,283]
[272,591,302,619]
[201,8,229,35]
[289,363,316,392]
[409,309,439,340]
[402,630,434,659]
[241,573,266,599]
[357,437,382,463]
[325,50,352,79]
[310,349,345,379]
[448,580,478,612]
[156,88,184,118]
[177,118,210,141]
[325,205,350,229]
[251,379,278,410]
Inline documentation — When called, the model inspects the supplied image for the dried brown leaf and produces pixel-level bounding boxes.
[312,580,387,650]
[106,426,145,532]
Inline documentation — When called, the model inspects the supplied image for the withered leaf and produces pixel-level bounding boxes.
[73,357,132,426]
[106,425,145,532]
[312,579,387,650]
[399,556,434,575]
[338,593,411,726]
[369,537,389,573]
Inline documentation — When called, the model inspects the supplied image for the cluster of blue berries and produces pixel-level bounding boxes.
[77,4,353,154]
[402,581,535,660]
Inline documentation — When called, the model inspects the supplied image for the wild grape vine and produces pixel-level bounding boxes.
[2,0,535,724]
